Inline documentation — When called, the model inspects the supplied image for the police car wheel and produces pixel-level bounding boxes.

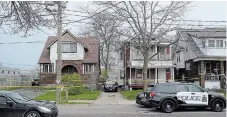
[211,99,225,112]
[161,100,176,113]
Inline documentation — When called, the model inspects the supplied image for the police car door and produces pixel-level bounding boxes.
[186,84,208,105]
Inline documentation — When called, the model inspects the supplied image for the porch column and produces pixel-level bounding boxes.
[130,67,132,91]
[171,68,175,82]
[47,64,49,73]
[200,61,205,88]
[155,68,157,84]
[220,61,224,75]
[220,61,225,89]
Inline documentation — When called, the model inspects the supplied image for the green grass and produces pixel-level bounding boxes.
[120,90,143,100]
[0,86,23,91]
[34,89,101,101]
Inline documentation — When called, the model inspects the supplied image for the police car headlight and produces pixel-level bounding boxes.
[38,106,51,113]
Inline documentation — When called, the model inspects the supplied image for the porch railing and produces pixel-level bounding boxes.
[205,75,219,80]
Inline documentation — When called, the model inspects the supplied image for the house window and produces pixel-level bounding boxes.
[84,64,94,74]
[14,72,15,74]
[43,64,49,73]
[202,41,205,48]
[224,41,226,47]
[216,40,223,47]
[120,51,123,60]
[62,42,77,53]
[136,69,142,78]
[8,71,10,74]
[208,40,215,47]
[205,62,211,74]
[42,64,53,73]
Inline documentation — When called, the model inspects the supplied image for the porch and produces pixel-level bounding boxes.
[126,67,175,89]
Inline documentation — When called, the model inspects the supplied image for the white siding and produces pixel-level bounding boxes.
[50,41,85,73]
[158,68,166,83]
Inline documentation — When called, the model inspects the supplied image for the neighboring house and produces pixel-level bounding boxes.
[38,30,100,86]
[0,64,21,78]
[120,38,175,89]
[0,64,22,86]
[172,28,226,89]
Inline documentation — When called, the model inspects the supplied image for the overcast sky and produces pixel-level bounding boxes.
[0,1,226,70]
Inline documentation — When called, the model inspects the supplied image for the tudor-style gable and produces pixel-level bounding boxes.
[38,29,100,74]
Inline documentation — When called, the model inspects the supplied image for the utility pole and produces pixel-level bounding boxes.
[56,1,62,104]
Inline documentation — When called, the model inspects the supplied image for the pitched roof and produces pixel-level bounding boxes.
[38,31,99,64]
[178,28,226,38]
[38,36,56,63]
[46,30,87,49]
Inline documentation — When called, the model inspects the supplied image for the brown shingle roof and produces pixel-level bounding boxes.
[77,37,99,63]
[38,35,99,64]
[38,36,56,63]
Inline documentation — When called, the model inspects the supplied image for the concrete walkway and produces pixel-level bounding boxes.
[93,92,135,105]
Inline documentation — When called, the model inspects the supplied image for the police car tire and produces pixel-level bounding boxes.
[161,100,176,113]
[211,99,225,112]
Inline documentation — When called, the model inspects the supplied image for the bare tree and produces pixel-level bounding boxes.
[98,1,192,90]
[0,1,56,36]
[81,10,122,78]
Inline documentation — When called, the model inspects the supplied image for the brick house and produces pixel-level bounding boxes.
[120,38,175,89]
[38,30,100,85]
[172,28,226,89]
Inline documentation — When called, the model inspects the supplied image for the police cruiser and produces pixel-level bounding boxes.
[147,82,226,113]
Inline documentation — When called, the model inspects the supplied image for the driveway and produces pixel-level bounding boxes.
[93,92,135,105]
[14,88,45,99]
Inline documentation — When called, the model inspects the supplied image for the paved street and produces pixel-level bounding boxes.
[58,104,226,117]
[58,92,226,117]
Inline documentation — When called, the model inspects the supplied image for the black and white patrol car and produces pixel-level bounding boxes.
[147,82,226,113]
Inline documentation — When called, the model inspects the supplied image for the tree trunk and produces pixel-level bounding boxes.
[143,51,149,91]
[104,43,110,78]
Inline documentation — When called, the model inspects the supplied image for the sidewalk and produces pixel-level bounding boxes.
[93,92,135,105]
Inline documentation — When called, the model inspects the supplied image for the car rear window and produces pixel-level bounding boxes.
[153,84,173,93]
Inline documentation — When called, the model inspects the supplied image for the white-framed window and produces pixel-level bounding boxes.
[216,40,223,47]
[42,63,54,73]
[136,69,142,78]
[208,40,215,47]
[84,64,94,74]
[224,40,227,47]
[62,42,77,53]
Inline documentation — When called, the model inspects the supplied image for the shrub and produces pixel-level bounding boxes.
[68,87,82,95]
[61,73,82,87]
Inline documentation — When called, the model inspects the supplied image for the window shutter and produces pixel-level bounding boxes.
[166,47,170,54]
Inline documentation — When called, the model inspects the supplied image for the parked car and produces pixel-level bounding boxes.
[32,78,40,86]
[147,82,226,113]
[104,83,118,92]
[136,84,155,107]
[0,91,58,117]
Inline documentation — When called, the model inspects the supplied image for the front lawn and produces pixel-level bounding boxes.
[0,86,23,91]
[34,89,101,101]
[121,90,143,100]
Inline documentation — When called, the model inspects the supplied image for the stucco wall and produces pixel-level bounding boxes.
[50,33,85,73]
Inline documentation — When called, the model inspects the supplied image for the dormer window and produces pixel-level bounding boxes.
[62,42,77,53]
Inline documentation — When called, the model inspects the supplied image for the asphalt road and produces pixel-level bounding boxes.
[58,104,226,117]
